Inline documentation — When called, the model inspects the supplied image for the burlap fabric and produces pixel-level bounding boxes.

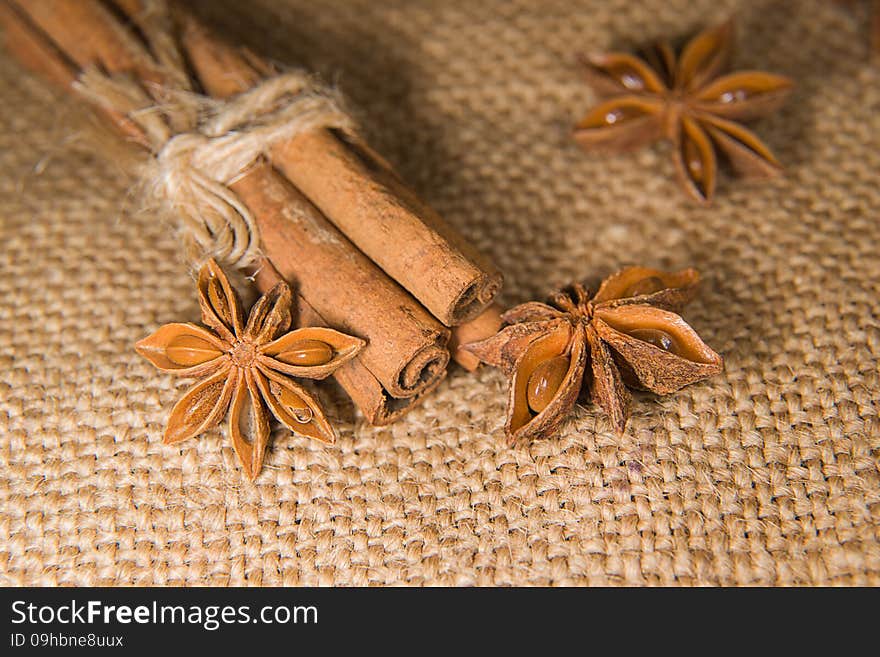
[1,0,878,586]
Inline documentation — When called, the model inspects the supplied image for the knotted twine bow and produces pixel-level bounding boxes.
[73,60,355,271]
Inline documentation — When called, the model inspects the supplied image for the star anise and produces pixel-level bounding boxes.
[573,20,793,203]
[135,259,365,480]
[462,267,723,444]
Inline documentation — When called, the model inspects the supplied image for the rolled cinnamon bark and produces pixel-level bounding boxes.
[1,0,450,404]
[231,162,450,399]
[174,6,503,327]
[449,303,504,372]
[0,1,152,148]
[297,299,447,425]
[0,2,75,89]
[271,132,503,326]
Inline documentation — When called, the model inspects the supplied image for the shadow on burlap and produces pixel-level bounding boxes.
[0,0,878,585]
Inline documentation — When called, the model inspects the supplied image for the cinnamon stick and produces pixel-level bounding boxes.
[0,1,150,148]
[14,0,163,84]
[230,162,450,399]
[449,303,503,372]
[254,263,446,425]
[0,1,75,89]
[271,132,503,326]
[173,3,502,327]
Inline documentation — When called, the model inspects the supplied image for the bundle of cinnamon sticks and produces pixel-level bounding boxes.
[0,0,503,424]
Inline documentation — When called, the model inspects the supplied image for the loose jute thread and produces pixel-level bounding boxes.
[70,5,355,271]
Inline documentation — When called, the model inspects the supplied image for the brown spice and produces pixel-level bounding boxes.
[463,267,723,444]
[574,20,793,203]
[448,303,504,372]
[136,259,365,480]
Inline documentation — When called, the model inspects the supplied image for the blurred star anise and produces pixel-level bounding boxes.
[573,20,793,203]
[462,267,723,444]
[136,259,365,480]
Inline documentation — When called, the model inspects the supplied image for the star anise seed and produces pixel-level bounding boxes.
[463,267,723,444]
[135,259,366,480]
[573,20,793,203]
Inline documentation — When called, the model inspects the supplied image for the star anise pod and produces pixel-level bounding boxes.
[573,20,793,203]
[135,259,365,480]
[462,267,723,444]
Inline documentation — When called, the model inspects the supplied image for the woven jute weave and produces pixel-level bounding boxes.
[1,0,878,586]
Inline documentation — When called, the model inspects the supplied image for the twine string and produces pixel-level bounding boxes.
[70,8,355,271]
